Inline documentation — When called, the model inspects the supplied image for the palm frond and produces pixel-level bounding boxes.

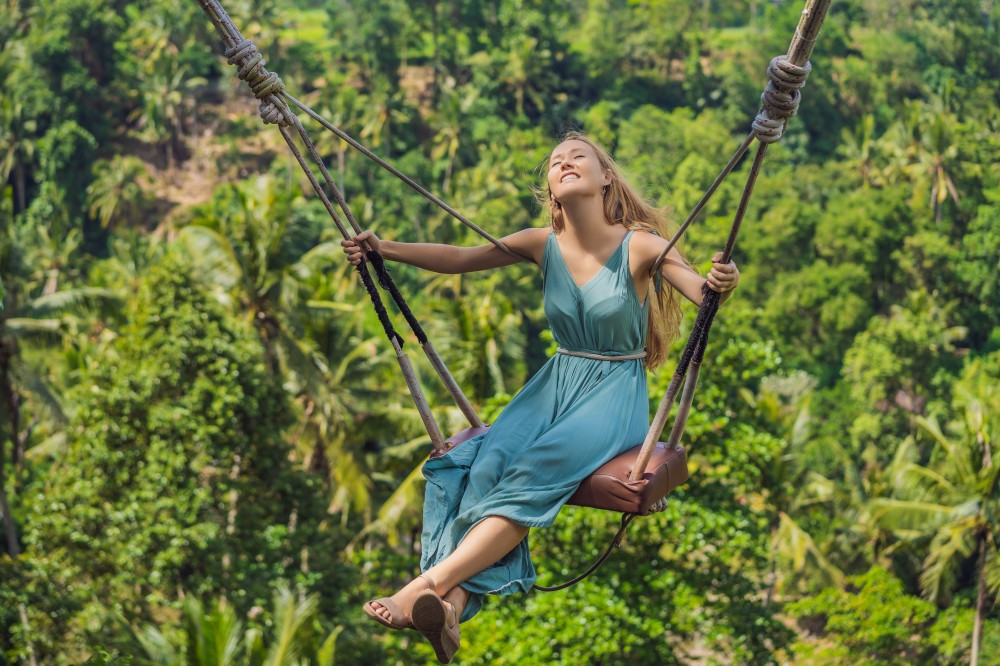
[919,517,980,602]
[26,287,119,315]
[349,457,428,550]
[868,498,954,531]
[774,511,844,588]
[4,317,61,335]
[262,583,318,666]
[176,226,242,291]
[315,625,344,666]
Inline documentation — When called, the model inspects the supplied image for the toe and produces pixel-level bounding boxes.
[372,602,391,621]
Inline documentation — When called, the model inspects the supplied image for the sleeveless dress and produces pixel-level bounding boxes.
[420,228,650,623]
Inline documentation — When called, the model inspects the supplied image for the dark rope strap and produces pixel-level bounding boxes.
[532,513,636,592]
[356,259,405,349]
[366,251,429,345]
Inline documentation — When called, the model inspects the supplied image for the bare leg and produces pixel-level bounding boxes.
[369,515,529,624]
[425,515,530,594]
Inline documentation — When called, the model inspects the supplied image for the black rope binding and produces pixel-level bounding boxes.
[366,250,429,345]
[355,259,405,349]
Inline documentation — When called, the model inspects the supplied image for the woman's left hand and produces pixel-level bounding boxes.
[707,252,739,293]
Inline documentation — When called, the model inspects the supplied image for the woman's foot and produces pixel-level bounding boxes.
[441,585,470,624]
[411,586,466,663]
[366,575,434,627]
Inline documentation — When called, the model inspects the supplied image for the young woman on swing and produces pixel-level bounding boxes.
[341,133,739,663]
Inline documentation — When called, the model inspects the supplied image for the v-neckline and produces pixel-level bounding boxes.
[551,231,631,290]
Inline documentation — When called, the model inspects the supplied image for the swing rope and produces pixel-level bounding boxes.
[195,0,832,590]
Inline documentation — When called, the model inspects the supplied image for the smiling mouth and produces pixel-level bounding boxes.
[560,173,580,183]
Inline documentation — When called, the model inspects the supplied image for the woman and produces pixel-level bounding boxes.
[342,133,739,663]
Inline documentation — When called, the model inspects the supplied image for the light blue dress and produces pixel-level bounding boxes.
[420,228,650,623]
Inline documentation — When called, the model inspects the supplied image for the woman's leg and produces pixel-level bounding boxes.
[368,515,529,624]
[425,515,529,594]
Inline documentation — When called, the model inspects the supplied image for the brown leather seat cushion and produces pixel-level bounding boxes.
[430,426,689,516]
[566,441,688,515]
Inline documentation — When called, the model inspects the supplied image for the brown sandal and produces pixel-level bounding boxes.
[410,575,461,664]
[362,574,433,630]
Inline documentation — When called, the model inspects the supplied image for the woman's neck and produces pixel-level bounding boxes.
[558,197,619,250]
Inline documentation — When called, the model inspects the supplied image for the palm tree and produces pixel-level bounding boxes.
[129,54,206,169]
[0,238,113,665]
[118,583,343,665]
[488,33,559,117]
[422,269,526,404]
[0,98,37,214]
[178,176,314,365]
[86,156,151,229]
[879,81,973,224]
[743,372,846,603]
[178,175,410,525]
[869,379,999,665]
[429,82,476,194]
[837,114,877,187]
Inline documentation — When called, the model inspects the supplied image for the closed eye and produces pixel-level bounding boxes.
[551,155,587,168]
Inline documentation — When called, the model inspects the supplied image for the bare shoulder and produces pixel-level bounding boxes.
[630,229,693,276]
[500,226,551,266]
[629,230,669,270]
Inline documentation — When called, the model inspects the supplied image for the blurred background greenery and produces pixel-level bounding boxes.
[1,0,998,663]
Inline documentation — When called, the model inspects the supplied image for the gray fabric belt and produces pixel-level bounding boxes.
[556,347,647,361]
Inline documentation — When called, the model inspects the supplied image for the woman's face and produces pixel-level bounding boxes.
[547,139,609,204]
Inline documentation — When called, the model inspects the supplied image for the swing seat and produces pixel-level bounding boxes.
[431,426,689,516]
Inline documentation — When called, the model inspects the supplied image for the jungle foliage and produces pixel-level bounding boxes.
[1,0,999,663]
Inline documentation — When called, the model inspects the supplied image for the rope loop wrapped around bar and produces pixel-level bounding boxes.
[752,55,812,143]
[224,38,289,125]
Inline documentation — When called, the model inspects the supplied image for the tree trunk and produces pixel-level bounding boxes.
[18,603,38,666]
[0,443,35,665]
[971,532,988,666]
[430,0,440,104]
[0,469,19,556]
[13,161,26,214]
[219,454,243,604]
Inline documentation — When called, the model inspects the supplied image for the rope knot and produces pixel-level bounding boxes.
[224,38,288,124]
[752,55,812,144]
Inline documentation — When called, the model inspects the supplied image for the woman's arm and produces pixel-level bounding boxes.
[342,227,549,274]
[632,231,739,306]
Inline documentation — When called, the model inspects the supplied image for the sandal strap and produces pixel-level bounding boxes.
[418,572,438,595]
[376,596,406,622]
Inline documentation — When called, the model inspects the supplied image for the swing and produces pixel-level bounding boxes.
[194,0,833,591]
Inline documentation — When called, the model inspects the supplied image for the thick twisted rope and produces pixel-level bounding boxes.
[223,38,289,126]
[752,56,813,143]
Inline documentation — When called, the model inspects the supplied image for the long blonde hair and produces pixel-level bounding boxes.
[536,132,691,372]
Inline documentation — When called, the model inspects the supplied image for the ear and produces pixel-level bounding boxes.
[602,170,612,187]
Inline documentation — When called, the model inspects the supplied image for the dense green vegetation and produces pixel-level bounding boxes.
[1,0,998,663]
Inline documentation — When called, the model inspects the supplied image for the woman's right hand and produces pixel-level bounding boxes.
[341,229,381,265]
